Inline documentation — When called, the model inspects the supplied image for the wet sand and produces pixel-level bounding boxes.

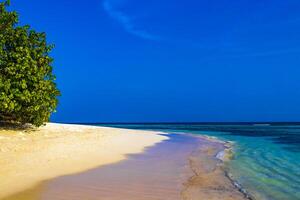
[4,133,248,200]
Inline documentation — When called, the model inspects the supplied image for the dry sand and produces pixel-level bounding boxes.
[0,123,168,199]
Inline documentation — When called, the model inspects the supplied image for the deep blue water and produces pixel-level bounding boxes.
[98,123,300,200]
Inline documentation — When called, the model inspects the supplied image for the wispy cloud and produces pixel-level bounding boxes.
[103,0,159,40]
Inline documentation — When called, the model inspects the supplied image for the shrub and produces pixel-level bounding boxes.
[0,0,60,127]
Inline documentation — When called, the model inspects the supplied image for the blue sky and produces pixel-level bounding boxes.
[10,0,300,122]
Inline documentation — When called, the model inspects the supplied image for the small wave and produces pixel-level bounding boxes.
[216,150,226,160]
[215,141,235,162]
[225,171,256,200]
[215,143,255,200]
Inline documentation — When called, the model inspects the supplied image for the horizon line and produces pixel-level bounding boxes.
[52,121,300,125]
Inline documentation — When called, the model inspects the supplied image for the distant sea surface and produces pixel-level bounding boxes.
[97,123,300,200]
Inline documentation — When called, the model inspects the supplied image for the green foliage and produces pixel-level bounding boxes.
[0,0,60,127]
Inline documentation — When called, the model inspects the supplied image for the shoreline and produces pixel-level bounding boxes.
[214,142,255,200]
[0,123,168,199]
[198,134,254,200]
[10,133,250,200]
[224,171,255,200]
[1,123,251,200]
[180,134,248,200]
[169,132,253,200]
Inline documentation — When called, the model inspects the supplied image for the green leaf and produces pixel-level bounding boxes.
[0,1,60,127]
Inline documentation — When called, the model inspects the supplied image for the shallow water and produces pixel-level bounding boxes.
[104,124,300,200]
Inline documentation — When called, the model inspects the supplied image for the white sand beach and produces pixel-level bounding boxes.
[0,123,168,199]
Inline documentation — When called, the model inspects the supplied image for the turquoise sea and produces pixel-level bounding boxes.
[100,123,300,200]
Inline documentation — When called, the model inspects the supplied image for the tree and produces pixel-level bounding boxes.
[0,0,60,127]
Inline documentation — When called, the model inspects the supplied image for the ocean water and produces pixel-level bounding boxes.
[100,123,300,200]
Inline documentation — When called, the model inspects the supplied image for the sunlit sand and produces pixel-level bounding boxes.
[1,124,249,200]
[0,123,167,199]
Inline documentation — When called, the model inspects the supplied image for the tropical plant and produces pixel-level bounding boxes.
[0,0,60,127]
